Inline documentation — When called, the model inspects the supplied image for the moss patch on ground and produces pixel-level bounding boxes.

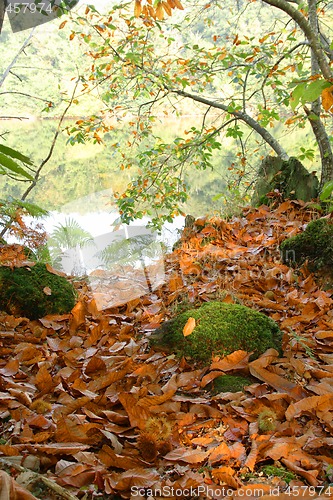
[280,217,333,272]
[209,374,255,395]
[0,263,77,320]
[149,301,282,364]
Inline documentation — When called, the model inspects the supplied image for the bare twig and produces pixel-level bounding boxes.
[0,29,35,88]
[21,77,80,202]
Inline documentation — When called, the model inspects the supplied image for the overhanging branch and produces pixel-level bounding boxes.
[170,88,289,160]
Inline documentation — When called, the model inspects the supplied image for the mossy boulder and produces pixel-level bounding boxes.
[252,156,319,206]
[280,217,333,272]
[0,263,77,320]
[149,301,282,364]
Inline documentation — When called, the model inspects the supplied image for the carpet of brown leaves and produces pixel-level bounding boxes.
[1,201,333,500]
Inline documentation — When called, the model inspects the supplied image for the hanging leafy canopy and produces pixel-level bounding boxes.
[64,0,333,228]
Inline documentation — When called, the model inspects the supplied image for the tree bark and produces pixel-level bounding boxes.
[306,0,333,188]
[263,0,333,187]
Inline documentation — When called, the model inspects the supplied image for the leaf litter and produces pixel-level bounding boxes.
[0,201,333,499]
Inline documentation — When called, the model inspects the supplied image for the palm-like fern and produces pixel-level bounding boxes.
[48,217,93,250]
[47,218,94,272]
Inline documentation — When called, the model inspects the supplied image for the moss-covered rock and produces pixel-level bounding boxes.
[0,263,77,320]
[209,374,254,395]
[149,301,282,364]
[280,217,333,271]
[252,156,319,206]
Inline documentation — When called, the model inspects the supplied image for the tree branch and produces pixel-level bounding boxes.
[170,88,289,160]
[0,90,52,103]
[262,0,332,80]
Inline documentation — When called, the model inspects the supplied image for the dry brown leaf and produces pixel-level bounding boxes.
[88,366,130,392]
[69,300,86,333]
[109,468,160,491]
[0,470,37,500]
[138,389,176,408]
[285,394,333,425]
[55,416,102,444]
[98,444,143,469]
[249,350,298,393]
[281,458,319,486]
[164,447,209,463]
[34,364,54,393]
[0,359,19,376]
[210,350,250,372]
[32,443,90,454]
[53,396,91,420]
[134,0,141,16]
[45,263,66,276]
[211,465,243,489]
[208,441,231,464]
[118,393,152,429]
[56,462,96,488]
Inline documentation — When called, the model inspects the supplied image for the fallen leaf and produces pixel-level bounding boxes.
[183,317,196,336]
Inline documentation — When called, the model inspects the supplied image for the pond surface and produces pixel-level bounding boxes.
[1,116,230,216]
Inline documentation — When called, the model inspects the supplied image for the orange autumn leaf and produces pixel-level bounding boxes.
[134,0,142,16]
[183,317,196,337]
[162,1,172,15]
[172,0,184,9]
[155,2,164,19]
[70,300,86,333]
[321,85,333,113]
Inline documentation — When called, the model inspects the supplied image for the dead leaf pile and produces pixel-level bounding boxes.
[0,201,333,499]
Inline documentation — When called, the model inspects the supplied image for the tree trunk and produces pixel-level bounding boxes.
[263,0,333,189]
[307,0,333,188]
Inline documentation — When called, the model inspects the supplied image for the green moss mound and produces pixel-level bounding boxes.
[210,374,254,395]
[280,217,333,271]
[150,301,282,364]
[0,263,77,320]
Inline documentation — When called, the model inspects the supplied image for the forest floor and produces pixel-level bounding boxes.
[1,200,333,500]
